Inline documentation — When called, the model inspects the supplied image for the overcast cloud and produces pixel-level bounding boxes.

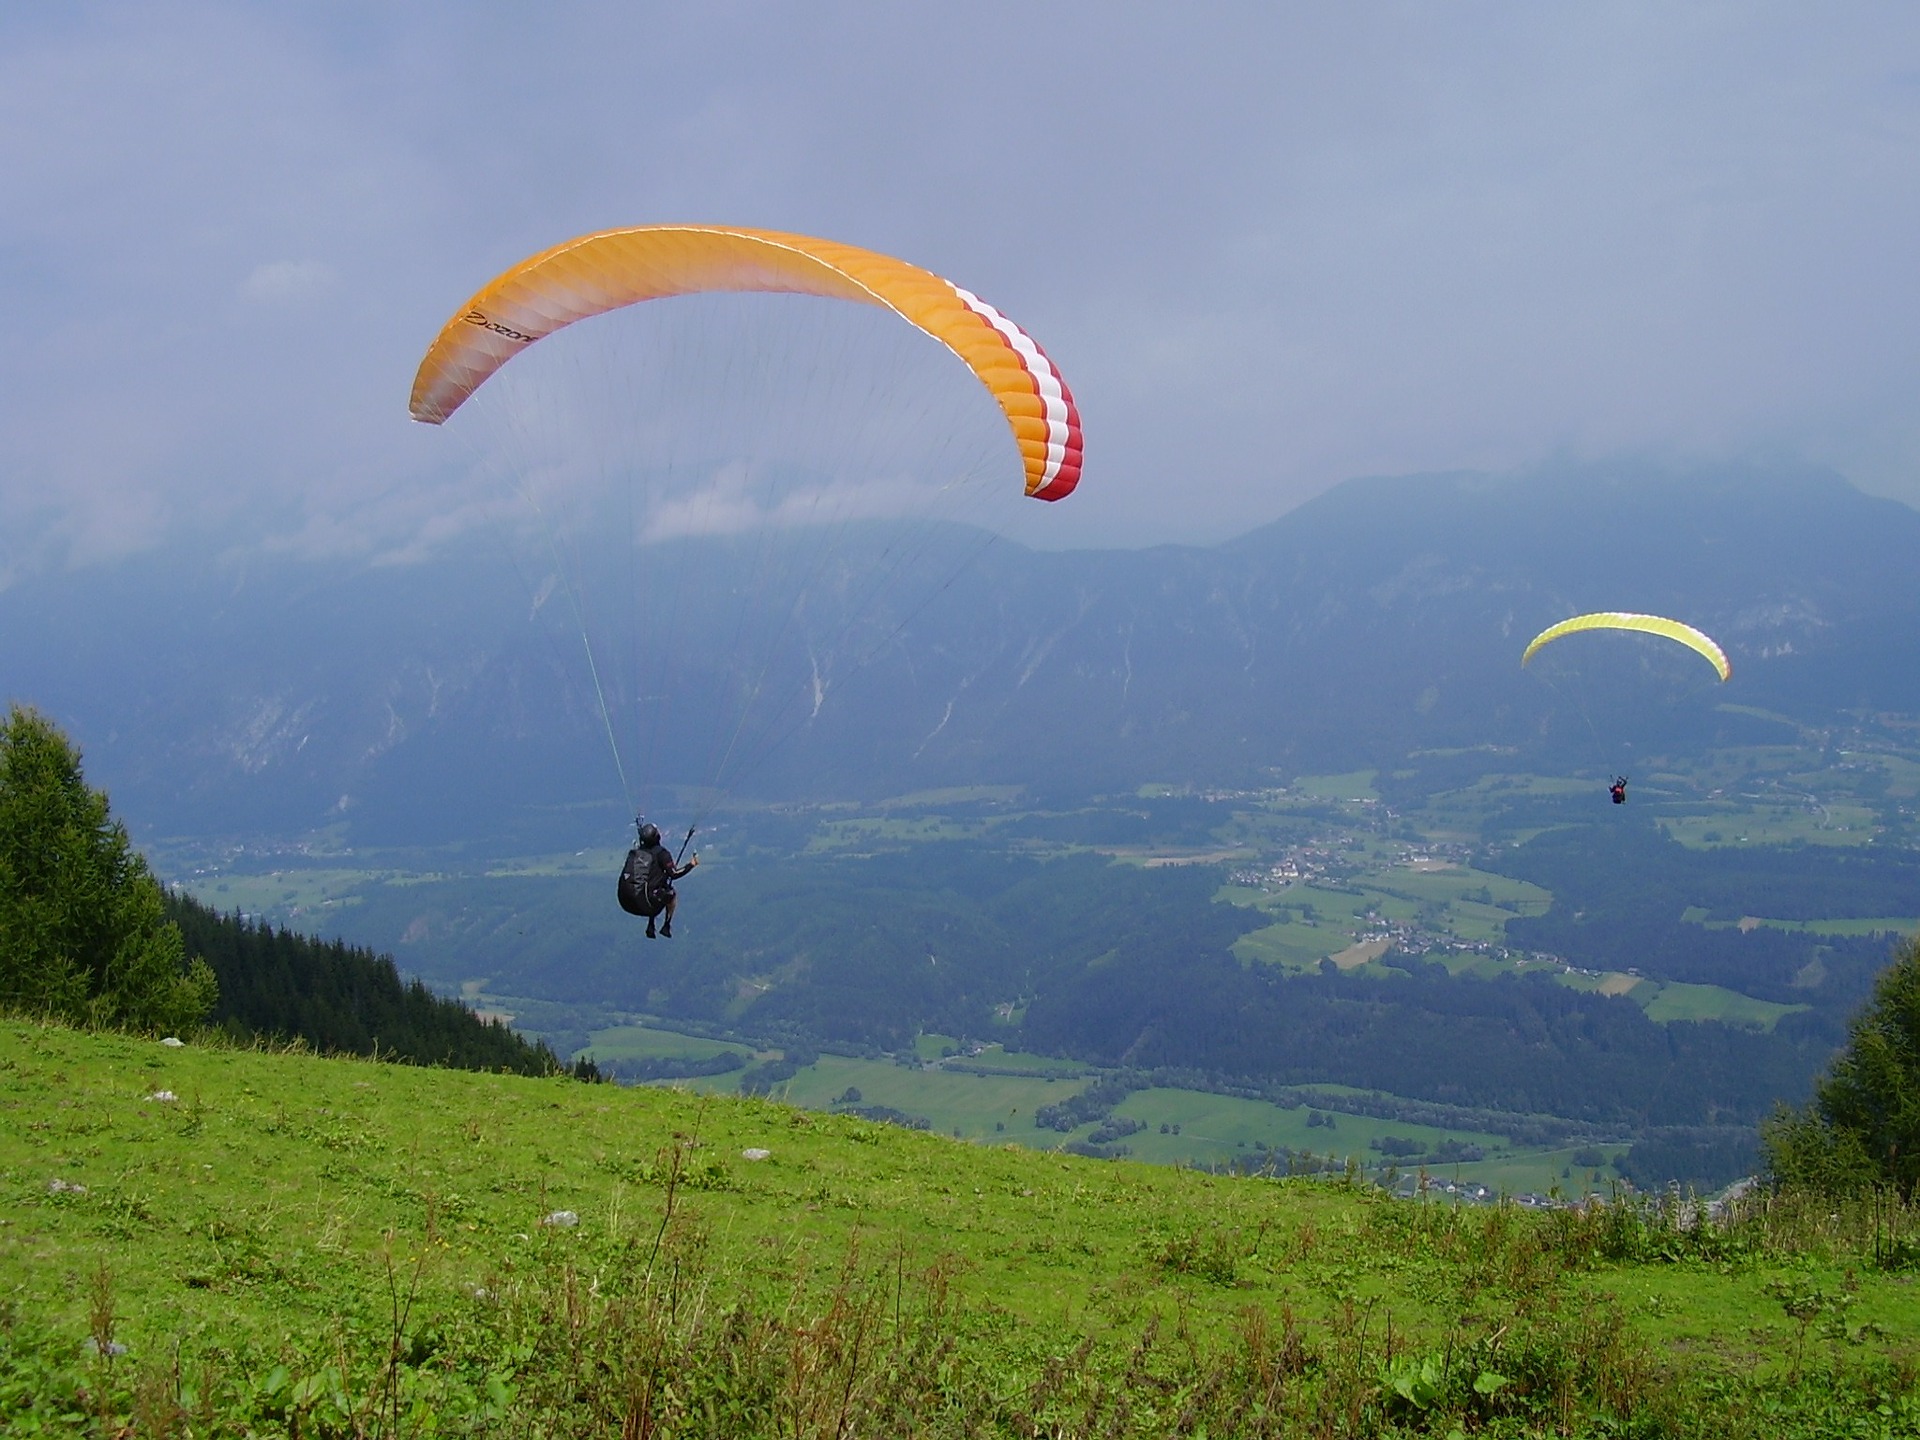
[5,2,1920,568]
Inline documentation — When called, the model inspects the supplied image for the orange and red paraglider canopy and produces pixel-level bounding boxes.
[410,225,1083,501]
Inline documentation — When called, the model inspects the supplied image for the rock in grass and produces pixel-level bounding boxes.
[540,1210,579,1228]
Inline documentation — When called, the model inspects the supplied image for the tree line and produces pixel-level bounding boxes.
[0,703,585,1079]
[165,892,575,1075]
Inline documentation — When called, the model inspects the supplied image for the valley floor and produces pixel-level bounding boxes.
[153,722,1920,1203]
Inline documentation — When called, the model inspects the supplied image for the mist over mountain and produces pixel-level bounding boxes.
[5,460,1916,847]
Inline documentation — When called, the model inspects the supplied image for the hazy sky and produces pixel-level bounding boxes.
[6,2,1920,568]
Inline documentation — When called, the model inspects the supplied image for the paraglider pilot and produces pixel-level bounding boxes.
[618,821,699,938]
[1609,776,1628,805]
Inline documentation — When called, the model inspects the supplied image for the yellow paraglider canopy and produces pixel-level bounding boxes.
[1521,612,1731,681]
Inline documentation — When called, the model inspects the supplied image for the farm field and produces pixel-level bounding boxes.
[1635,980,1809,1029]
[1695,912,1920,937]
[769,1055,1071,1139]
[578,1023,754,1065]
[588,1027,1589,1192]
[1103,1088,1509,1173]
[1658,804,1880,848]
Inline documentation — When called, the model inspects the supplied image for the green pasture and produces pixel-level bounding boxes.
[581,1023,755,1065]
[1635,981,1809,1030]
[1364,864,1551,914]
[1431,1146,1624,1200]
[1695,913,1920,938]
[1355,865,1553,942]
[180,868,380,918]
[1247,881,1380,920]
[641,1047,1556,1185]
[1660,800,1879,849]
[1421,948,1517,980]
[1412,895,1511,943]
[6,1021,1263,1347]
[1411,773,1595,826]
[769,1057,1070,1140]
[1289,769,1379,801]
[905,1036,1081,1074]
[1553,967,1641,996]
[1105,1088,1510,1172]
[645,1048,1087,1142]
[1703,743,1826,776]
[873,784,1025,810]
[911,1032,953,1061]
[1222,857,1555,964]
[1538,969,1805,1029]
[678,1051,1576,1191]
[1856,752,1920,797]
[951,1043,1088,1076]
[1447,772,1595,798]
[1230,917,1341,971]
[806,814,984,850]
[481,846,627,878]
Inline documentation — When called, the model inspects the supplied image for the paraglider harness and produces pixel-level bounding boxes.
[1609,776,1628,805]
[618,820,696,918]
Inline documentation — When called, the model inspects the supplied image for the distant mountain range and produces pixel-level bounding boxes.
[6,460,1919,846]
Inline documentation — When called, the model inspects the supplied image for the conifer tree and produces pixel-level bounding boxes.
[0,704,216,1033]
[1763,933,1920,1198]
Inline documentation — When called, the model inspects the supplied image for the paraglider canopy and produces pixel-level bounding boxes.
[1521,612,1731,682]
[410,224,1083,501]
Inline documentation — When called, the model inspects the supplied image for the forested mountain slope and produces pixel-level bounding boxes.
[167,892,570,1075]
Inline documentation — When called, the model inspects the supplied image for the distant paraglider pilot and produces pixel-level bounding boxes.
[618,821,699,938]
[1609,776,1628,805]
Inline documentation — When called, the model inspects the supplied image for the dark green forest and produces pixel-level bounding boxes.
[1023,951,1820,1125]
[1489,817,1909,1007]
[165,892,573,1077]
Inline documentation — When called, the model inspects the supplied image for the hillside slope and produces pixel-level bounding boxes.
[3,1020,1918,1434]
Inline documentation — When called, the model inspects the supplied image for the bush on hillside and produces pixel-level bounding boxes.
[1763,932,1920,1199]
[0,704,216,1034]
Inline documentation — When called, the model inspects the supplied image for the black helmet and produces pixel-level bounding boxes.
[637,822,661,846]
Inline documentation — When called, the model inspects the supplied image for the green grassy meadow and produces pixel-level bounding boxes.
[1290,770,1381,801]
[578,1024,755,1065]
[6,1020,1920,1435]
[1635,981,1809,1029]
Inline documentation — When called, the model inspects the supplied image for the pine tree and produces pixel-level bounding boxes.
[162,892,569,1076]
[0,704,216,1033]
[1762,933,1920,1198]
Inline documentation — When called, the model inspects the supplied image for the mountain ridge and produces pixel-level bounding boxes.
[6,459,1917,846]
